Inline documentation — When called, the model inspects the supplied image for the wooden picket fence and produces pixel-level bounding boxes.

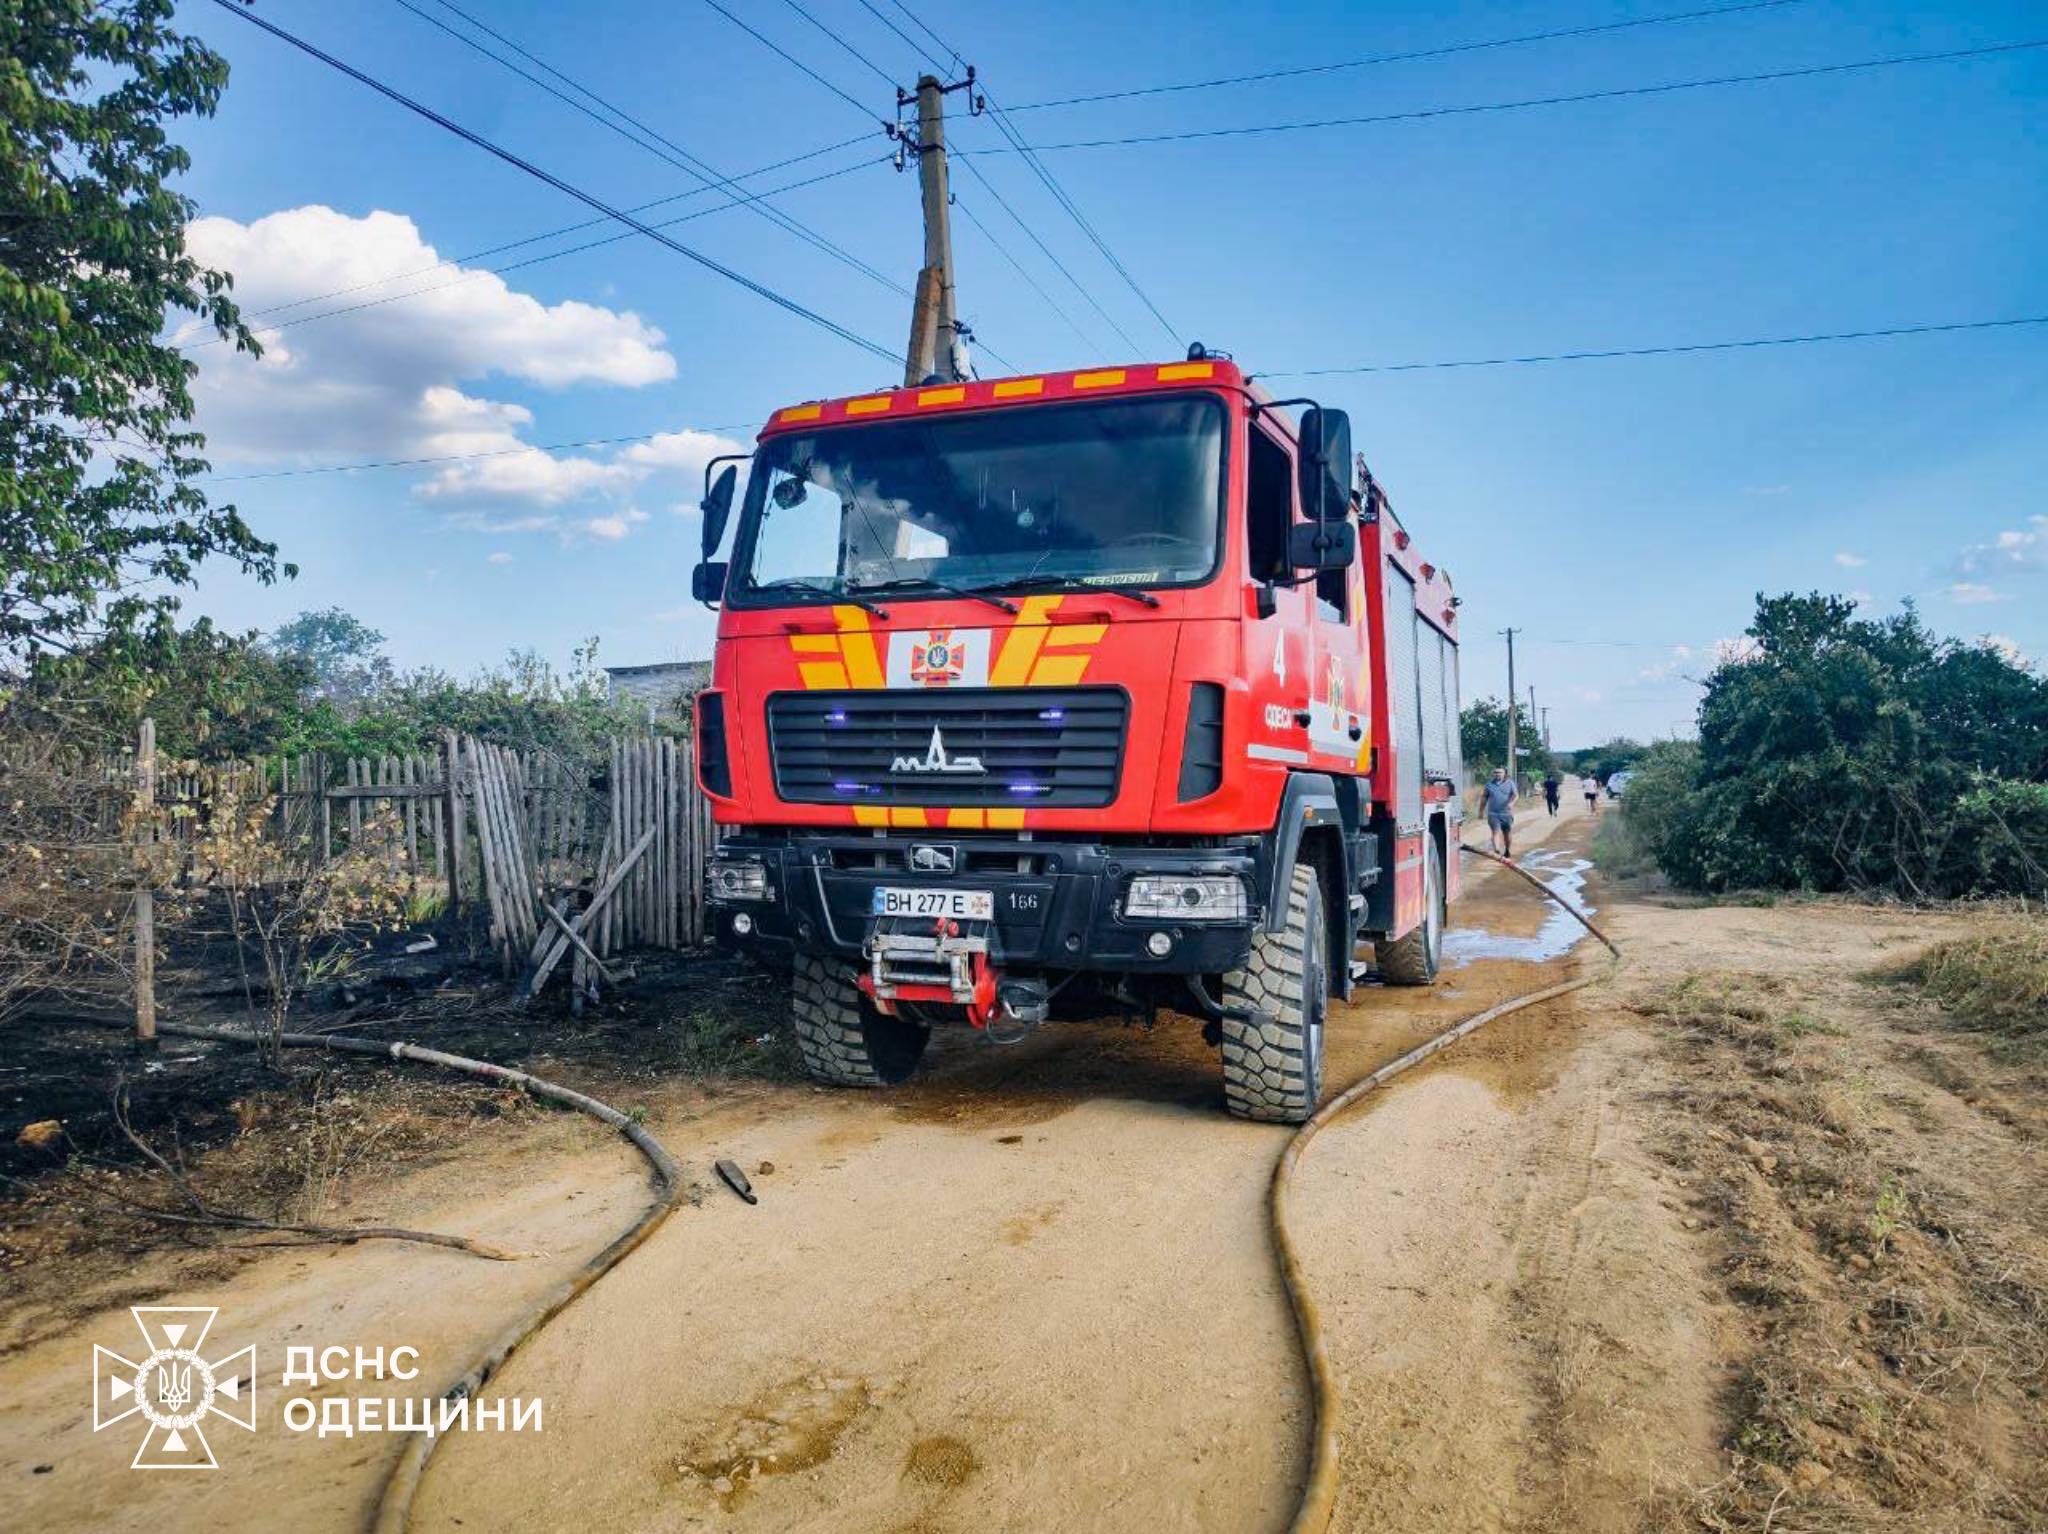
[82,727,722,987]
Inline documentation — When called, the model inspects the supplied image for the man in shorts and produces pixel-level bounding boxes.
[1580,773,1602,815]
[1482,766,1519,857]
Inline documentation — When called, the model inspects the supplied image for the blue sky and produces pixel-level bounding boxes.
[167,0,2046,747]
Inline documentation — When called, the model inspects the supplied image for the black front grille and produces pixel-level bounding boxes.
[767,687,1128,807]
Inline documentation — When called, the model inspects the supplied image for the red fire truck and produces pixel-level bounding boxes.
[692,352,1465,1122]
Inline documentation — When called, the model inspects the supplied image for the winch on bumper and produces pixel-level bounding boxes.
[704,832,1265,1012]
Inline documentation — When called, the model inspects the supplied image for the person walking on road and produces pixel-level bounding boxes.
[1580,772,1601,815]
[1483,766,1519,858]
[1542,771,1561,817]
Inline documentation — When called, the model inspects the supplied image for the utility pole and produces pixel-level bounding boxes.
[1541,706,1552,751]
[1528,685,1539,763]
[1501,628,1520,787]
[896,70,979,386]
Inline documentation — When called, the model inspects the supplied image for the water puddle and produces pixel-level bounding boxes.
[1442,849,1596,968]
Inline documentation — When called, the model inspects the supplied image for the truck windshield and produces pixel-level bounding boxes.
[728,394,1224,603]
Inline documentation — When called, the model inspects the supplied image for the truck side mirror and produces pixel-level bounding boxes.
[691,560,727,605]
[1287,518,1355,572]
[700,463,738,560]
[1296,406,1352,523]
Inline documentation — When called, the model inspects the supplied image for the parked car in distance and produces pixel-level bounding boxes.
[1606,770,1634,798]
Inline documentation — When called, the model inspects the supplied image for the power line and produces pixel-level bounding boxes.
[954,156,1137,354]
[183,131,877,342]
[210,0,899,366]
[399,0,903,296]
[778,0,899,92]
[952,195,1100,357]
[695,0,881,121]
[1256,313,2048,378]
[1004,0,1810,112]
[967,37,2048,154]
[976,94,1181,347]
[849,0,1178,351]
[188,155,889,351]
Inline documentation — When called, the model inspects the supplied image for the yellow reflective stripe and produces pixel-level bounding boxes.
[987,809,1026,829]
[853,806,888,826]
[832,607,885,688]
[1030,654,1090,686]
[991,594,1061,684]
[788,633,842,654]
[1045,623,1107,647]
[993,378,1043,398]
[778,403,822,422]
[845,395,892,415]
[889,807,929,827]
[798,661,850,689]
[1072,369,1126,389]
[946,808,986,828]
[917,386,965,405]
[1156,362,1215,381]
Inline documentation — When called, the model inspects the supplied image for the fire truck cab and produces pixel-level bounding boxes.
[694,354,1464,1122]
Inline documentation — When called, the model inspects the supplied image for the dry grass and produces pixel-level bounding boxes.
[1889,919,2048,1049]
[1638,969,2048,1532]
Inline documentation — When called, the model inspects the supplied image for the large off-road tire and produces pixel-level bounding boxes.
[1219,864,1328,1124]
[1376,833,1445,986]
[790,955,929,1087]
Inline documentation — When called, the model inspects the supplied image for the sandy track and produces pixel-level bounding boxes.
[6,797,1746,1533]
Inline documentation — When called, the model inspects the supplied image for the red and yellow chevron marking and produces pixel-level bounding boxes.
[787,598,1103,827]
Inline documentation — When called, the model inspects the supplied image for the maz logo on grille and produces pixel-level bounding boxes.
[908,844,958,873]
[891,727,985,776]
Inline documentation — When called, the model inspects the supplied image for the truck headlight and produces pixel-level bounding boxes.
[1125,875,1247,923]
[707,861,772,902]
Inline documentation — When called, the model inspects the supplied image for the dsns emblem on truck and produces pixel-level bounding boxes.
[910,629,966,687]
[892,727,984,776]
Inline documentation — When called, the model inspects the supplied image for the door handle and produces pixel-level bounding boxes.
[1347,721,1363,741]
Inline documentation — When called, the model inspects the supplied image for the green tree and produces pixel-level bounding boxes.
[1648,594,2048,897]
[265,607,391,703]
[1460,696,1548,779]
[2,0,287,664]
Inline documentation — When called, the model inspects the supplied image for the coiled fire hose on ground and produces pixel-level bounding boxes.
[1276,842,1623,1534]
[87,1017,686,1533]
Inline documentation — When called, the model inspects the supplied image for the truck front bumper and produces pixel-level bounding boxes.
[704,831,1264,977]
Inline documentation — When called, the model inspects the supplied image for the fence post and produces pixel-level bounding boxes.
[133,718,157,1053]
[442,731,464,918]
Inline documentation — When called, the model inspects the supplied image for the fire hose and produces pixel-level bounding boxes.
[98,840,1613,1531]
[86,1017,686,1533]
[1275,841,1623,1534]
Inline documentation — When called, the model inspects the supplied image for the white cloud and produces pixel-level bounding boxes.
[1712,635,1763,665]
[1847,589,1874,606]
[1977,634,2032,669]
[1833,551,1866,568]
[1635,643,1696,683]
[186,207,674,507]
[1945,581,2011,606]
[582,509,651,543]
[487,551,513,565]
[1957,515,2046,578]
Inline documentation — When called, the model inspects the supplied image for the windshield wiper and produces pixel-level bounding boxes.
[851,576,1018,614]
[987,574,1162,609]
[748,578,888,617]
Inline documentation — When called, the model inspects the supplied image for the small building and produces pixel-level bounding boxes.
[605,661,710,723]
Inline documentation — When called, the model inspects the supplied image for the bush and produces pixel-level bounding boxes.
[1646,594,2048,899]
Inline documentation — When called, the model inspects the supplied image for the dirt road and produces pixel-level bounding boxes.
[8,792,2042,1532]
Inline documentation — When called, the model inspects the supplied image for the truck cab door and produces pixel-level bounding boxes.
[1245,419,1312,767]
[1304,507,1367,774]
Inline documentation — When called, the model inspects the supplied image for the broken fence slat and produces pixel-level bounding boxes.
[527,823,656,998]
